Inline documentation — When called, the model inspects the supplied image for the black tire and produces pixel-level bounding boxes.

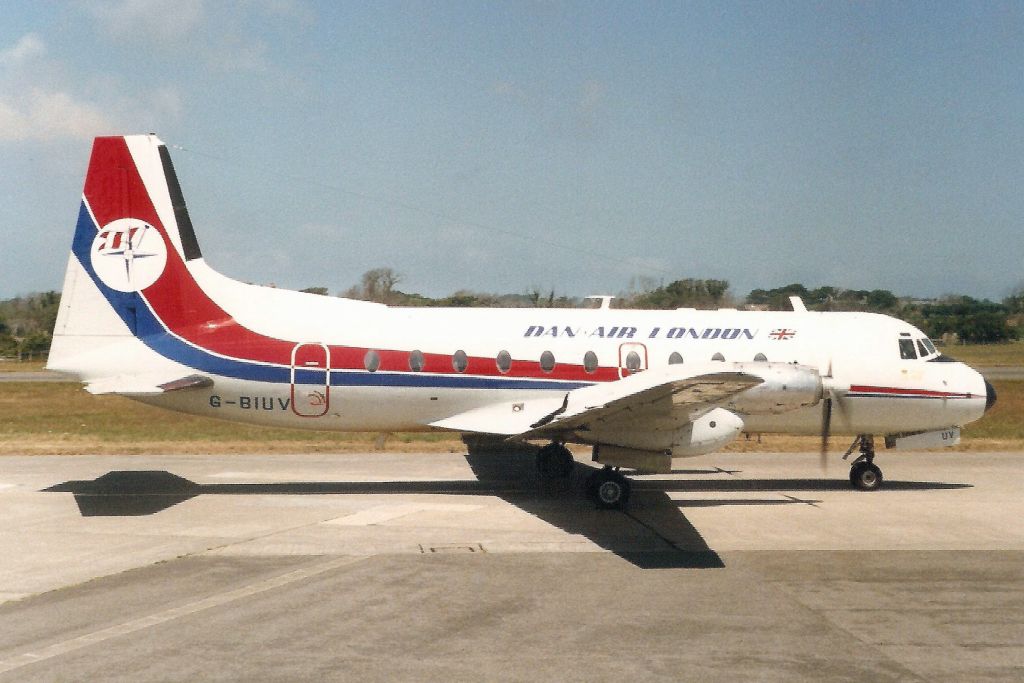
[850,462,883,491]
[589,469,631,509]
[536,443,574,479]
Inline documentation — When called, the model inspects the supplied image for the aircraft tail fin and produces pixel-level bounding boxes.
[48,135,218,379]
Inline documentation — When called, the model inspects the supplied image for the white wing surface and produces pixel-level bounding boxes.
[430,365,763,439]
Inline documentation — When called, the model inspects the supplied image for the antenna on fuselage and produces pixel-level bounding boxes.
[584,295,614,310]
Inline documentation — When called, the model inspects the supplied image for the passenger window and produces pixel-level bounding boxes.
[583,350,598,373]
[898,339,917,360]
[712,352,725,362]
[668,352,683,365]
[753,353,768,362]
[409,350,425,372]
[625,351,642,372]
[364,350,380,372]
[496,350,511,374]
[452,350,468,373]
[540,350,555,373]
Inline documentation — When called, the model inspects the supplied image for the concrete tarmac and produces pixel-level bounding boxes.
[0,450,1022,681]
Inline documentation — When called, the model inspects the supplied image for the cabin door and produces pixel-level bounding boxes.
[291,343,330,417]
[618,343,648,378]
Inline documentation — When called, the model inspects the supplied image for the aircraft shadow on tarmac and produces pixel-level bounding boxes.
[42,453,971,570]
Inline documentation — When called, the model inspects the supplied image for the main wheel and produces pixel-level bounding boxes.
[536,443,574,479]
[850,462,883,491]
[588,469,631,510]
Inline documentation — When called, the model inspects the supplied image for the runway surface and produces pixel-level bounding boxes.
[0,450,1021,681]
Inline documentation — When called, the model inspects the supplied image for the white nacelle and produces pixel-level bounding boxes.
[671,407,745,458]
[582,407,744,458]
[590,407,744,470]
[726,363,822,415]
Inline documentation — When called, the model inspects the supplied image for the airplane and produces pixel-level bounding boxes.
[47,134,997,509]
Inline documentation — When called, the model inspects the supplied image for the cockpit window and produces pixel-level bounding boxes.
[916,339,929,357]
[922,338,937,355]
[898,338,917,360]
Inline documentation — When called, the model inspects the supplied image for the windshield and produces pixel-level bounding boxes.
[899,338,917,360]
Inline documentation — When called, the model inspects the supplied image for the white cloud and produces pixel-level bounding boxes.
[0,33,46,66]
[0,33,184,144]
[0,89,113,143]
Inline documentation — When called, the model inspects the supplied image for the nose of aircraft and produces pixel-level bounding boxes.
[985,380,997,413]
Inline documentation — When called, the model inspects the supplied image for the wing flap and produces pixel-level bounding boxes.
[429,394,570,436]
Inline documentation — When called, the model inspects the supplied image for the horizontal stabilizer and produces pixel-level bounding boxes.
[85,373,213,396]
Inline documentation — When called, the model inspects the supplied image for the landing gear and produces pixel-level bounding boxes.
[850,461,883,491]
[536,442,633,509]
[586,467,631,510]
[536,442,574,479]
[844,435,883,491]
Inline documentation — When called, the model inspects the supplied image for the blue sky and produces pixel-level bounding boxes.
[1,1,1022,301]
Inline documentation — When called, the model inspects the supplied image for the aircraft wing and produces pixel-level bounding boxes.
[84,373,213,395]
[429,365,763,438]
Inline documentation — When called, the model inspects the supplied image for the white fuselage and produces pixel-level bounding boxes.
[54,258,987,440]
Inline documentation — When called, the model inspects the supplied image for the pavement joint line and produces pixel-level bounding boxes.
[770,585,931,682]
[0,554,367,676]
[781,494,821,507]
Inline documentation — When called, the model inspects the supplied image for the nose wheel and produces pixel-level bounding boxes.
[849,461,883,490]
[844,435,883,491]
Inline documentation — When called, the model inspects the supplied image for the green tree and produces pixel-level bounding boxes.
[1004,286,1024,314]
[746,283,809,310]
[918,296,1017,343]
[344,268,404,304]
[866,289,898,311]
[632,278,731,309]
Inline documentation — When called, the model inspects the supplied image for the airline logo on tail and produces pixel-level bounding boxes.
[90,218,167,292]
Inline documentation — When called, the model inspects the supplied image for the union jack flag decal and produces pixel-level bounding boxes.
[769,328,796,340]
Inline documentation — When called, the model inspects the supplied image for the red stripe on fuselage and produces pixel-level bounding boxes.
[848,385,973,399]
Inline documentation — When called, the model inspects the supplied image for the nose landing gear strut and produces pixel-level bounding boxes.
[843,435,883,491]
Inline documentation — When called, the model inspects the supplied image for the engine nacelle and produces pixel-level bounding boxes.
[726,363,823,415]
[590,408,744,470]
[670,407,744,457]
[582,406,744,456]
